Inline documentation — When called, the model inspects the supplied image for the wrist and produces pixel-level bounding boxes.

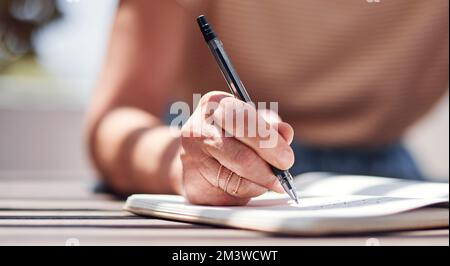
[167,128,184,195]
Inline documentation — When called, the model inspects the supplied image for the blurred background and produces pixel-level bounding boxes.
[0,0,448,182]
[0,0,117,181]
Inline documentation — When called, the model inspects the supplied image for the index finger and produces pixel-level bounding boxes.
[213,97,295,170]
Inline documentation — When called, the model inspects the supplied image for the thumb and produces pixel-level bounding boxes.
[274,121,294,145]
[259,109,294,144]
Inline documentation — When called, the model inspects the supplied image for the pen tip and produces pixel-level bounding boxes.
[291,190,299,204]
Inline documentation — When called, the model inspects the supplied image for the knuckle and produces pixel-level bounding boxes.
[199,91,218,104]
[205,136,225,150]
[220,97,248,113]
[218,96,235,109]
[219,97,249,120]
[200,91,230,106]
[234,147,256,171]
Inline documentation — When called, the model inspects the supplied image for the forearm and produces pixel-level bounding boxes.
[88,107,183,196]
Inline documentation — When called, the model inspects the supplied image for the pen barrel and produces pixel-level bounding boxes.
[197,15,299,201]
[207,39,253,103]
[271,166,294,189]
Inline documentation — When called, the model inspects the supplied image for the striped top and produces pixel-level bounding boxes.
[174,0,449,148]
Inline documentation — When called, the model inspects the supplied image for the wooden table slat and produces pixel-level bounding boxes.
[0,176,448,246]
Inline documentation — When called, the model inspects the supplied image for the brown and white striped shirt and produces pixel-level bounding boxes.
[173,0,449,148]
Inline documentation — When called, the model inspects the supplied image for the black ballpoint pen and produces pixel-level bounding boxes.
[196,15,300,204]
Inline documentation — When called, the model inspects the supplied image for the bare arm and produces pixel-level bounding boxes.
[86,0,295,204]
[85,0,186,195]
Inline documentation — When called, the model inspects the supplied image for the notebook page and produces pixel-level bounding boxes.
[294,173,449,199]
[126,193,448,220]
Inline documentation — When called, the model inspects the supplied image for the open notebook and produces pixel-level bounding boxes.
[124,173,449,235]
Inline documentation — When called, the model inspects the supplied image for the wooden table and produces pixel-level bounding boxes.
[0,174,448,246]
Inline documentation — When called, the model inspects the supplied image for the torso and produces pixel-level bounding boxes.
[171,0,449,147]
